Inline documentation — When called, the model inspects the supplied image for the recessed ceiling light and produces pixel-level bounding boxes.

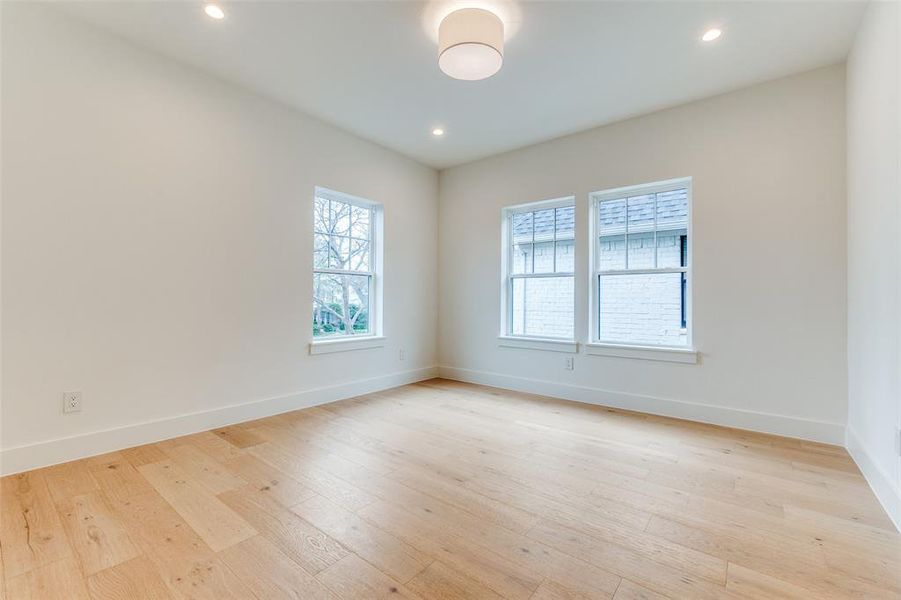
[204,4,225,20]
[702,28,722,42]
[432,128,445,137]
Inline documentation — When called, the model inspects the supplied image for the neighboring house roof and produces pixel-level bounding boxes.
[511,189,687,243]
[512,205,574,242]
[599,188,688,235]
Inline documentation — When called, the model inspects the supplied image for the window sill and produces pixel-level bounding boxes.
[585,342,697,364]
[310,336,385,355]
[498,336,579,353]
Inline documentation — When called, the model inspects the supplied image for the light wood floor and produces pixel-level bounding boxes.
[2,379,899,599]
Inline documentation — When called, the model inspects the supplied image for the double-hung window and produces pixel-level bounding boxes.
[590,178,691,348]
[502,198,575,340]
[312,187,382,340]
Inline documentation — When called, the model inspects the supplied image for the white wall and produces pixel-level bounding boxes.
[438,65,848,443]
[845,0,901,530]
[0,3,438,474]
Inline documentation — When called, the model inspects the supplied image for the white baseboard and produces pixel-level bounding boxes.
[0,367,438,476]
[846,426,901,532]
[437,365,846,445]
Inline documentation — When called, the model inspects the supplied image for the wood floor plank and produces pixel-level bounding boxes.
[387,464,540,535]
[159,443,247,495]
[176,431,246,463]
[85,452,156,504]
[531,578,619,600]
[249,441,377,511]
[56,492,140,575]
[406,560,504,600]
[166,557,258,600]
[723,563,816,600]
[612,579,670,600]
[137,460,256,552]
[86,555,173,600]
[316,554,423,600]
[4,558,91,600]
[291,493,432,583]
[120,444,168,468]
[541,510,727,584]
[526,517,731,599]
[211,425,264,449]
[218,485,348,575]
[644,513,900,599]
[40,461,100,508]
[221,452,317,507]
[358,499,542,600]
[218,535,339,600]
[104,490,221,597]
[0,472,74,580]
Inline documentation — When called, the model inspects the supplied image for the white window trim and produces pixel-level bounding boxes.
[584,342,697,363]
[588,177,695,356]
[311,187,384,348]
[498,336,579,353]
[500,196,577,347]
[309,335,386,355]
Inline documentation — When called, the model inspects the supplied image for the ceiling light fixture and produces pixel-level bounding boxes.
[702,28,722,42]
[438,8,504,81]
[204,4,225,19]
[432,128,445,136]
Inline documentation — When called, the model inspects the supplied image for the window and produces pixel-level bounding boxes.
[502,198,575,340]
[312,188,381,339]
[590,178,691,348]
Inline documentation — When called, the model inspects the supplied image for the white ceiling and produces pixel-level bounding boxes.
[58,1,865,169]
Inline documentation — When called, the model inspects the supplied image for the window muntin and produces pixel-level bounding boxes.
[591,180,690,348]
[504,200,575,340]
[312,189,380,338]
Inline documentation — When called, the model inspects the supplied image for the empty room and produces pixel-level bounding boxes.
[1,0,899,598]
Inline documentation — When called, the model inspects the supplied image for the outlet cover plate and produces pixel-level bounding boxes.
[63,391,82,413]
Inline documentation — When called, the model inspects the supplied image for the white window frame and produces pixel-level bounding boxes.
[587,177,696,362]
[310,187,384,354]
[499,196,578,352]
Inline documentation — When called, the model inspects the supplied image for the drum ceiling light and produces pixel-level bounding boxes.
[438,8,504,81]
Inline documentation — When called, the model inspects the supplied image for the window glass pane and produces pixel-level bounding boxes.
[512,213,533,243]
[533,241,555,273]
[628,232,656,269]
[598,234,626,270]
[657,229,687,268]
[555,206,574,239]
[328,235,349,269]
[555,239,574,272]
[313,233,330,269]
[627,194,655,232]
[349,238,370,272]
[511,276,574,338]
[313,273,370,337]
[330,200,352,237]
[350,205,371,239]
[511,243,533,274]
[598,199,626,270]
[314,197,330,234]
[533,209,555,242]
[599,199,626,234]
[656,189,688,230]
[598,273,686,346]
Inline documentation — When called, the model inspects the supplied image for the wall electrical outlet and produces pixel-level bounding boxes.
[398,348,406,361]
[63,391,82,413]
[564,356,574,371]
